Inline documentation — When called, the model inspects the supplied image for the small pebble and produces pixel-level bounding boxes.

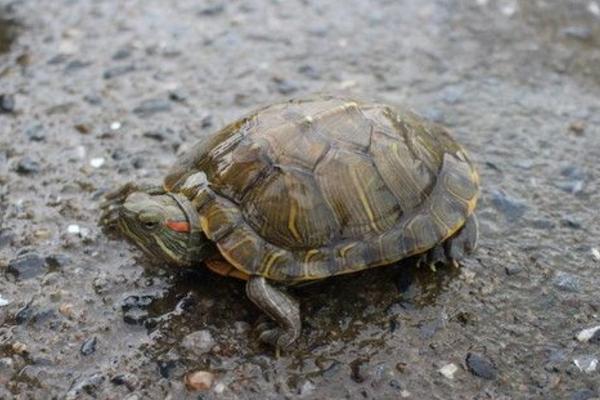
[439,363,458,379]
[573,355,598,373]
[568,121,586,135]
[59,303,74,318]
[123,308,149,325]
[16,156,41,174]
[184,371,215,391]
[157,360,179,379]
[552,272,581,293]
[8,253,47,279]
[133,98,172,116]
[0,94,15,113]
[181,330,215,356]
[571,388,597,400]
[110,121,122,130]
[168,90,187,103]
[350,358,369,383]
[67,224,81,234]
[197,3,225,16]
[112,48,132,60]
[561,27,592,41]
[213,382,226,394]
[12,342,27,354]
[201,115,213,129]
[143,128,174,142]
[466,352,497,380]
[440,85,464,104]
[561,217,582,229]
[46,254,71,268]
[15,303,33,324]
[272,77,298,95]
[66,374,104,400]
[490,190,527,222]
[0,295,10,307]
[25,124,46,141]
[576,325,600,343]
[591,248,600,262]
[33,227,49,237]
[103,64,135,79]
[589,2,600,16]
[500,2,517,16]
[80,337,97,356]
[65,60,91,72]
[0,357,14,372]
[84,94,102,105]
[0,229,13,248]
[90,157,105,168]
[76,145,86,159]
[74,123,91,134]
[558,166,586,194]
[505,265,523,275]
[298,64,320,80]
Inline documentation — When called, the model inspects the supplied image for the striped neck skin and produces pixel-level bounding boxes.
[118,191,214,267]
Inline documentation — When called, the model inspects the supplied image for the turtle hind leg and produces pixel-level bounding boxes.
[417,214,479,269]
[444,214,479,264]
[246,276,301,349]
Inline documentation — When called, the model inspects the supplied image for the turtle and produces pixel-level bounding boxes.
[100,95,479,349]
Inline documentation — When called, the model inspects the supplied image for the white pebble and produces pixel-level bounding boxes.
[475,0,489,5]
[0,295,10,307]
[213,383,226,394]
[339,80,357,89]
[574,356,598,373]
[67,224,80,234]
[90,157,105,168]
[592,248,600,262]
[439,363,458,379]
[59,39,77,55]
[576,325,600,342]
[76,145,86,159]
[500,1,517,16]
[110,121,122,130]
[589,1,600,16]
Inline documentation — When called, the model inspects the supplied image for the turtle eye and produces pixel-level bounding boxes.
[138,213,161,230]
[143,220,158,230]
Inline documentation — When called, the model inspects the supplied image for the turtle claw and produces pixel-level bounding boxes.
[255,318,296,350]
[256,320,275,334]
[258,327,295,349]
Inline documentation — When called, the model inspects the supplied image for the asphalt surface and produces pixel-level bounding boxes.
[1,0,599,399]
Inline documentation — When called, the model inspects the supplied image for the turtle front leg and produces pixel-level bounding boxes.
[246,276,301,349]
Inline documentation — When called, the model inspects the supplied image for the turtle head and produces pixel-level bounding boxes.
[118,191,214,267]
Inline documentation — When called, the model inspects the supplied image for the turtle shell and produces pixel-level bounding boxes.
[164,95,479,282]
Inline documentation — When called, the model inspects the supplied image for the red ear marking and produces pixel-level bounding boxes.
[166,221,190,233]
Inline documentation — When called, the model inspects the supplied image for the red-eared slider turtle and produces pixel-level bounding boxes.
[100,95,479,349]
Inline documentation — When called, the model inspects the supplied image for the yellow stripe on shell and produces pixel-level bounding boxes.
[339,242,357,258]
[287,201,302,242]
[349,167,381,233]
[260,250,286,276]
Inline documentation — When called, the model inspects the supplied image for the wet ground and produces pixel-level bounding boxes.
[1,0,599,399]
